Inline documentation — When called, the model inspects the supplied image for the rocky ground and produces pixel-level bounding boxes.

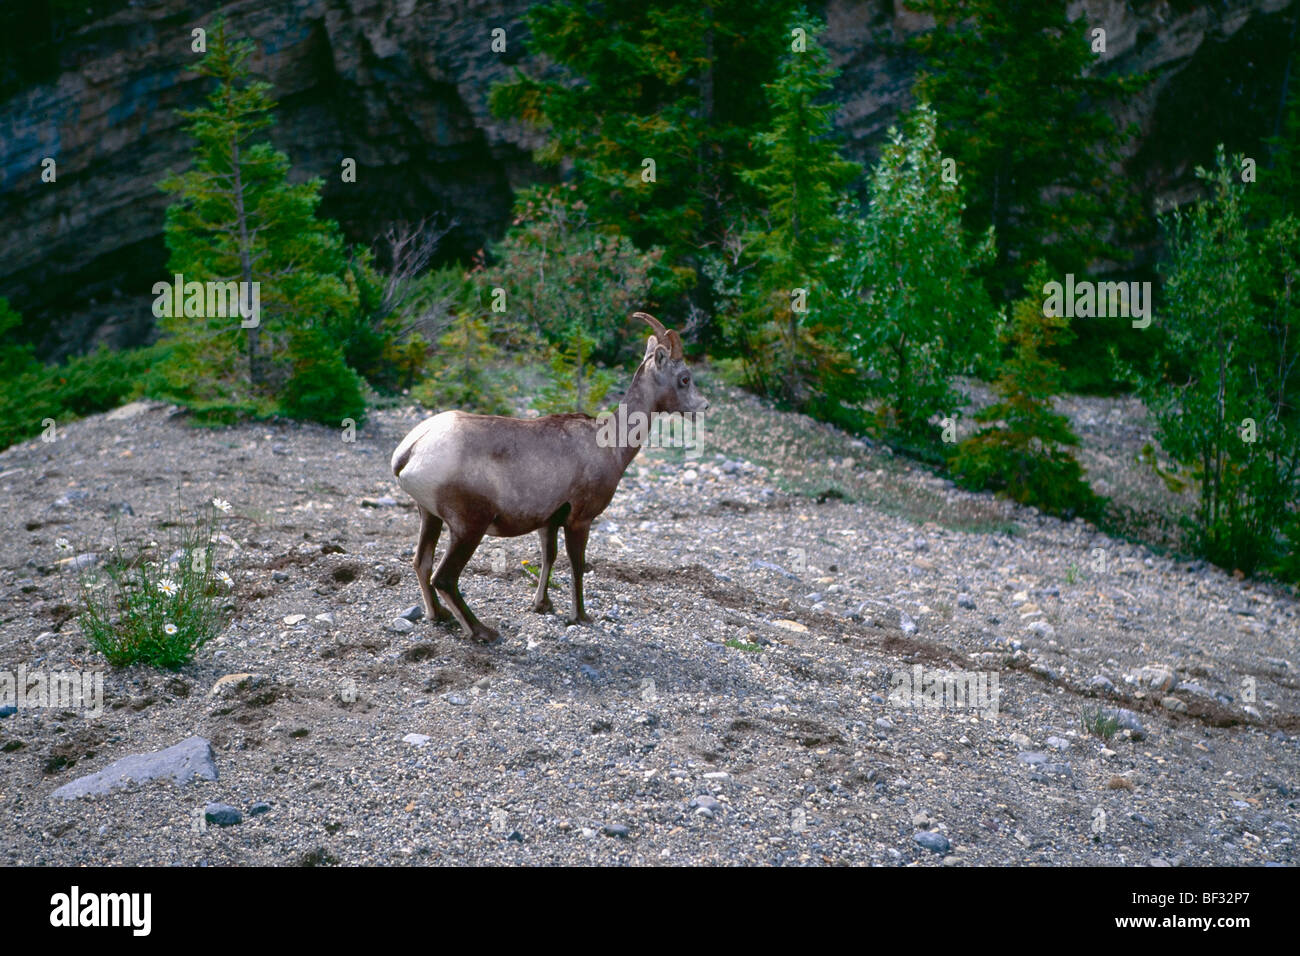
[0,377,1296,866]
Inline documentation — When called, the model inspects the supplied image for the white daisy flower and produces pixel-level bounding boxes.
[55,538,72,551]
[164,622,178,635]
[218,571,234,587]
[159,578,179,596]
[212,497,232,513]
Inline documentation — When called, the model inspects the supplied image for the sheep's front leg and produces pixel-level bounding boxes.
[414,506,453,622]
[432,523,498,643]
[532,524,558,613]
[563,521,593,625]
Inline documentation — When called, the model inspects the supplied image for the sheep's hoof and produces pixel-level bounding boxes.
[430,605,454,622]
[566,612,593,626]
[531,597,554,614]
[469,624,500,644]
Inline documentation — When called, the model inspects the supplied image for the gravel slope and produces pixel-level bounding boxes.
[0,393,1295,866]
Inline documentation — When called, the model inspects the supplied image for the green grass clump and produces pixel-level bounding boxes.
[78,502,232,669]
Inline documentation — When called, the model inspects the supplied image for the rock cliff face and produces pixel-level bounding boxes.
[0,0,1295,359]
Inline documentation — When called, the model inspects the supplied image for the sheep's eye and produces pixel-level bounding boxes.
[679,375,690,387]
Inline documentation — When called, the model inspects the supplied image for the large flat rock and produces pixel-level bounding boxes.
[51,736,217,799]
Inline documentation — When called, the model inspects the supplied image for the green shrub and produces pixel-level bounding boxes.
[1139,147,1300,579]
[411,312,515,416]
[950,265,1103,519]
[277,329,368,426]
[0,306,169,450]
[479,184,663,363]
[78,502,231,669]
[840,102,996,450]
[535,328,617,416]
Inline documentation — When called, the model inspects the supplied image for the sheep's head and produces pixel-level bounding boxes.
[634,312,710,414]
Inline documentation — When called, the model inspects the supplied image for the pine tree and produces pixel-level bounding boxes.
[157,20,357,421]
[907,0,1140,299]
[950,264,1101,517]
[412,310,513,416]
[536,328,617,417]
[733,11,860,411]
[489,0,802,334]
[841,101,995,450]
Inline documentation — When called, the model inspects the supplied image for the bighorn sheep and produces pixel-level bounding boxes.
[391,312,710,642]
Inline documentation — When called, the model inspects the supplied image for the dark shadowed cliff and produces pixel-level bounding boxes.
[0,0,1295,359]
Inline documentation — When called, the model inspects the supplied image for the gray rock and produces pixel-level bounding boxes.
[957,593,976,610]
[399,605,424,622]
[875,717,894,732]
[1045,736,1071,752]
[1104,707,1146,738]
[750,559,798,580]
[601,824,630,838]
[1016,752,1049,767]
[204,803,243,826]
[1088,675,1115,693]
[690,795,721,813]
[443,694,468,707]
[899,612,917,636]
[402,733,431,746]
[389,617,416,633]
[249,801,272,816]
[52,736,218,798]
[0,705,16,718]
[913,830,950,854]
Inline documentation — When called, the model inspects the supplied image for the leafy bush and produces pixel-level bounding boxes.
[950,265,1103,519]
[839,102,996,451]
[479,184,663,363]
[277,328,368,427]
[0,301,168,450]
[535,328,618,416]
[1140,147,1300,579]
[411,311,515,416]
[78,502,232,669]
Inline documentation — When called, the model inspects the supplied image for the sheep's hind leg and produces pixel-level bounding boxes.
[414,506,453,623]
[531,524,558,613]
[564,521,593,625]
[432,522,498,643]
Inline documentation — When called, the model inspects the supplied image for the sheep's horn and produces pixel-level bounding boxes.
[634,311,668,341]
[634,311,683,359]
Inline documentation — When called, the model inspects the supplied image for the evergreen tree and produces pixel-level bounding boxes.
[412,310,513,416]
[536,328,618,417]
[840,102,995,451]
[733,12,861,411]
[1252,58,1300,223]
[908,0,1140,299]
[489,0,802,332]
[950,264,1101,517]
[157,20,358,422]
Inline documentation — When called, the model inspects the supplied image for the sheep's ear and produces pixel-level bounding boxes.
[653,344,669,369]
[644,334,660,361]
